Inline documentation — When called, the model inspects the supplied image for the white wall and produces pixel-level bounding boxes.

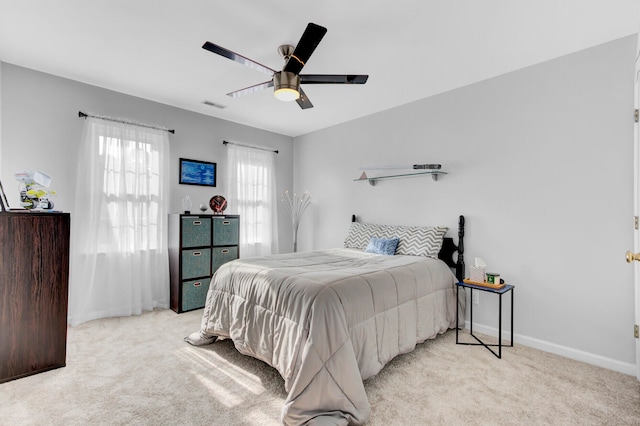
[293,36,637,374]
[0,63,295,252]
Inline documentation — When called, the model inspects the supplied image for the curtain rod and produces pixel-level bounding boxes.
[78,111,175,134]
[223,140,279,154]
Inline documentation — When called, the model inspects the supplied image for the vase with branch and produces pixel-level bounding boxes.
[281,190,311,252]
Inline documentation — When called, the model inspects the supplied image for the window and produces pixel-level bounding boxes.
[96,135,163,253]
[227,144,279,257]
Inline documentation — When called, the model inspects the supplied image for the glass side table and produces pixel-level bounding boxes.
[455,281,514,359]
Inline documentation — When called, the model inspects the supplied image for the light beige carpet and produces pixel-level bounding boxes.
[1,309,638,425]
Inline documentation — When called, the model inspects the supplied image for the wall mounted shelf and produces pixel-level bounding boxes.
[354,170,447,186]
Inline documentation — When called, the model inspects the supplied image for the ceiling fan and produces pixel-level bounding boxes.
[202,23,368,109]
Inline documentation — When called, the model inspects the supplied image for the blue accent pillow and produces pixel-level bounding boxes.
[364,237,399,255]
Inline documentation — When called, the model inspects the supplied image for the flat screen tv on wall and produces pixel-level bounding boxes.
[179,158,217,187]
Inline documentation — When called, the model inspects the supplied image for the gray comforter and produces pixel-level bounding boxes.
[188,249,461,425]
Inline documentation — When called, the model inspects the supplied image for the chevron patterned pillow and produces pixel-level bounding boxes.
[344,222,379,250]
[344,222,448,258]
[398,226,448,258]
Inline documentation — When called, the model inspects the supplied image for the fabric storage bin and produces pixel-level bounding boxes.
[182,248,211,279]
[212,246,239,272]
[181,278,210,311]
[181,217,211,248]
[213,217,239,246]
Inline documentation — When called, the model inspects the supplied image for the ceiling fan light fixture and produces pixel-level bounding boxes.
[274,71,300,102]
[274,88,299,102]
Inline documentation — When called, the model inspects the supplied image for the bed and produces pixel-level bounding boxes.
[186,215,466,425]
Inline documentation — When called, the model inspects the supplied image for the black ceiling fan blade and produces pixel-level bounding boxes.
[283,23,327,75]
[300,74,369,84]
[202,41,275,76]
[227,80,274,98]
[296,87,314,109]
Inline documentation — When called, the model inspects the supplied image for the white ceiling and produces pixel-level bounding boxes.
[0,1,638,137]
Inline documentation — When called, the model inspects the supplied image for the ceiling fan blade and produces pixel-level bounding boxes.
[227,80,274,97]
[283,23,327,75]
[300,74,369,84]
[202,41,275,76]
[296,87,314,109]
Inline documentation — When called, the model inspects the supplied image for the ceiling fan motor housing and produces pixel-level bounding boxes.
[274,71,301,101]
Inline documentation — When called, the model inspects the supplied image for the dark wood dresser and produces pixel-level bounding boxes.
[0,212,71,383]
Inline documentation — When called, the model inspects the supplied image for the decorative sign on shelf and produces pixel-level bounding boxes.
[412,164,441,170]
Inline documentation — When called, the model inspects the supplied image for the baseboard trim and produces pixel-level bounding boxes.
[464,321,636,376]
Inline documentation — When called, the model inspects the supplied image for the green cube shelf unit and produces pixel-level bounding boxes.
[168,214,240,313]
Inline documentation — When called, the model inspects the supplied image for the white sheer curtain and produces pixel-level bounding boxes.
[227,144,279,257]
[68,117,170,326]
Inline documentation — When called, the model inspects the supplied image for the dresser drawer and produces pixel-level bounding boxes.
[212,246,239,273]
[181,217,211,248]
[181,278,210,311]
[213,217,239,246]
[181,248,211,279]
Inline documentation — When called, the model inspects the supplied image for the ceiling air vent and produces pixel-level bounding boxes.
[201,100,227,109]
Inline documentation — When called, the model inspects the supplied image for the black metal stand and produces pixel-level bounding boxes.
[456,281,514,359]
